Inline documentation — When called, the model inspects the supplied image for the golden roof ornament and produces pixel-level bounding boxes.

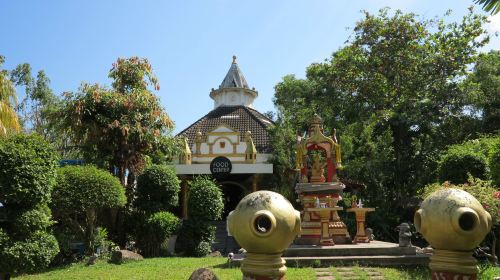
[179,137,192,164]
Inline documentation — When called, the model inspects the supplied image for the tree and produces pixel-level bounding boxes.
[10,65,61,136]
[0,134,59,276]
[0,56,20,136]
[52,165,126,252]
[62,57,174,186]
[466,50,500,133]
[273,8,490,239]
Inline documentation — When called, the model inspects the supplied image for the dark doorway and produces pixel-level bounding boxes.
[220,182,246,217]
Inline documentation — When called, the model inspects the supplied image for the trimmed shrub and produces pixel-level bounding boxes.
[176,219,216,257]
[438,150,488,184]
[135,165,180,213]
[438,136,500,184]
[0,134,60,274]
[176,177,223,256]
[9,206,53,238]
[188,176,224,221]
[52,165,126,252]
[53,166,126,213]
[0,231,59,273]
[193,241,212,257]
[0,134,58,208]
[136,211,180,257]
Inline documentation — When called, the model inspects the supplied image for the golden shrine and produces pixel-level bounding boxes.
[294,114,375,246]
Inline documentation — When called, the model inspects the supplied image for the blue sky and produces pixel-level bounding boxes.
[2,0,499,133]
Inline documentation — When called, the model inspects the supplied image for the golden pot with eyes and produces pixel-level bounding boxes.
[227,191,301,280]
[414,188,492,277]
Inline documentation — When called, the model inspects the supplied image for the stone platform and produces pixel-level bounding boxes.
[230,241,430,267]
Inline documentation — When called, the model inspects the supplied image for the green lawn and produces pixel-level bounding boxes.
[13,257,499,280]
[14,258,315,280]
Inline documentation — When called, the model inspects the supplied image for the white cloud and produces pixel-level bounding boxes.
[487,13,500,33]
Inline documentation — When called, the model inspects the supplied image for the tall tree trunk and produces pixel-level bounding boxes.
[86,208,96,254]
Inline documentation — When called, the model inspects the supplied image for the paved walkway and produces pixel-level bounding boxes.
[314,267,385,280]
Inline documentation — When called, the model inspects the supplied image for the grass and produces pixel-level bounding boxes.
[13,257,500,280]
[14,258,315,280]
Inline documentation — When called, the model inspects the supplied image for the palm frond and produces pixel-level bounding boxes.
[475,0,500,14]
[0,101,20,136]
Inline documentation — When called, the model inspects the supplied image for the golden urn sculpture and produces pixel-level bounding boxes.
[227,191,301,280]
[414,188,492,280]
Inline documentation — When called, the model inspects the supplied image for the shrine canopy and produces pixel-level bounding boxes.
[296,114,342,184]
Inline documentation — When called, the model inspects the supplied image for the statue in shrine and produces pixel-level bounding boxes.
[310,154,327,183]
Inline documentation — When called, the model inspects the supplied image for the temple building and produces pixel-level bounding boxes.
[175,56,274,219]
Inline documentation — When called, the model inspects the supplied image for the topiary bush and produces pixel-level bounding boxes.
[0,134,60,275]
[0,134,58,208]
[0,231,59,273]
[9,206,53,238]
[52,165,126,253]
[136,211,180,257]
[176,219,216,257]
[438,148,488,184]
[176,176,223,256]
[437,136,500,185]
[135,165,180,213]
[188,176,224,221]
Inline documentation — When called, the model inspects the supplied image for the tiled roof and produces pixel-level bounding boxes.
[177,106,274,153]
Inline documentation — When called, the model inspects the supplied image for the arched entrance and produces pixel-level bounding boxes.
[220,181,247,217]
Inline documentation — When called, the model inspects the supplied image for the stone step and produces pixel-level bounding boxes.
[209,219,240,254]
[284,241,417,257]
[284,254,429,267]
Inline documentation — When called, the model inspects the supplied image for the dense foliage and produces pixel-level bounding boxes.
[271,8,491,240]
[437,136,500,184]
[61,57,174,185]
[466,50,500,133]
[52,165,126,252]
[0,134,59,274]
[135,165,181,213]
[490,142,500,187]
[438,150,488,184]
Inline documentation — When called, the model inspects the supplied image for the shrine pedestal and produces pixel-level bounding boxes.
[295,182,350,246]
[347,207,375,243]
[306,207,343,246]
